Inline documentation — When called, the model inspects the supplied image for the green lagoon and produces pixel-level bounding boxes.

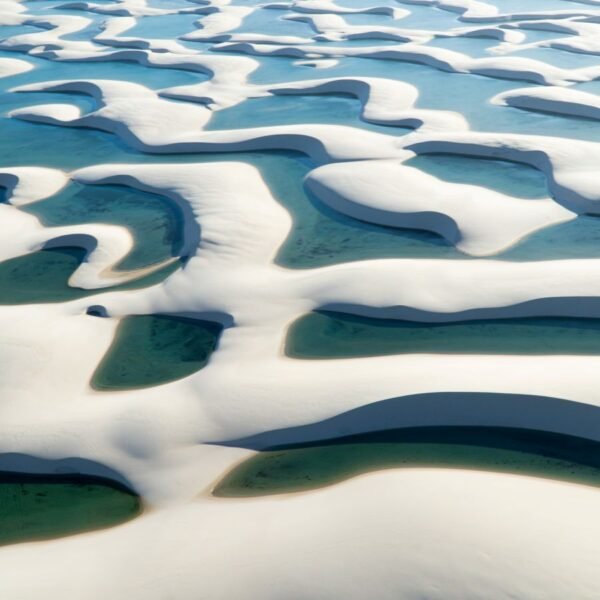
[23,183,187,271]
[215,427,600,497]
[0,471,140,545]
[92,314,223,390]
[287,311,600,358]
[0,247,181,305]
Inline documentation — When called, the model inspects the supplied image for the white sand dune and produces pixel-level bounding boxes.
[2,0,600,597]
[493,85,600,119]
[214,39,600,85]
[264,0,409,19]
[306,159,574,255]
[2,470,600,600]
[0,57,33,78]
[267,76,469,130]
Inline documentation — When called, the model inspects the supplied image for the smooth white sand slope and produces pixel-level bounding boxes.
[268,76,469,131]
[306,159,574,255]
[493,85,600,120]
[0,57,33,78]
[1,470,600,599]
[213,38,600,85]
[2,0,600,597]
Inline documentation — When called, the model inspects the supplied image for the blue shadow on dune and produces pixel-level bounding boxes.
[214,392,600,497]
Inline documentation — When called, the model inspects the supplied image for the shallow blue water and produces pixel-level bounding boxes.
[0,0,598,280]
[231,6,314,38]
[406,154,549,198]
[0,51,204,90]
[395,4,465,29]
[0,25,41,40]
[514,27,572,43]
[333,0,400,8]
[574,79,600,94]
[126,13,203,43]
[62,22,104,42]
[245,51,600,141]
[2,0,600,583]
[424,35,500,57]
[24,182,186,270]
[508,45,600,69]
[488,0,593,12]
[18,1,79,15]
[206,92,408,134]
[145,0,196,9]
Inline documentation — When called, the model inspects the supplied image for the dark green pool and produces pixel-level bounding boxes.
[92,314,223,390]
[23,183,187,271]
[0,472,141,545]
[0,247,181,305]
[214,427,600,497]
[286,311,600,358]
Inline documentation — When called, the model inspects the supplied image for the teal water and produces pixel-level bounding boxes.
[241,53,600,142]
[0,1,598,286]
[499,215,600,260]
[514,28,571,44]
[388,4,461,29]
[424,36,500,58]
[214,426,600,497]
[92,314,223,390]
[0,25,41,39]
[0,52,203,92]
[259,153,600,265]
[0,247,181,304]
[0,471,140,545]
[145,0,196,9]
[508,45,600,69]
[333,0,406,7]
[16,1,105,16]
[287,311,600,358]
[127,13,203,41]
[23,183,186,270]
[1,120,598,272]
[206,92,407,133]
[488,0,593,12]
[230,5,314,38]
[323,38,414,47]
[3,0,600,519]
[61,14,110,42]
[250,153,465,266]
[406,154,549,198]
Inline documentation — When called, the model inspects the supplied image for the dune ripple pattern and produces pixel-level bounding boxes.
[1,0,600,598]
